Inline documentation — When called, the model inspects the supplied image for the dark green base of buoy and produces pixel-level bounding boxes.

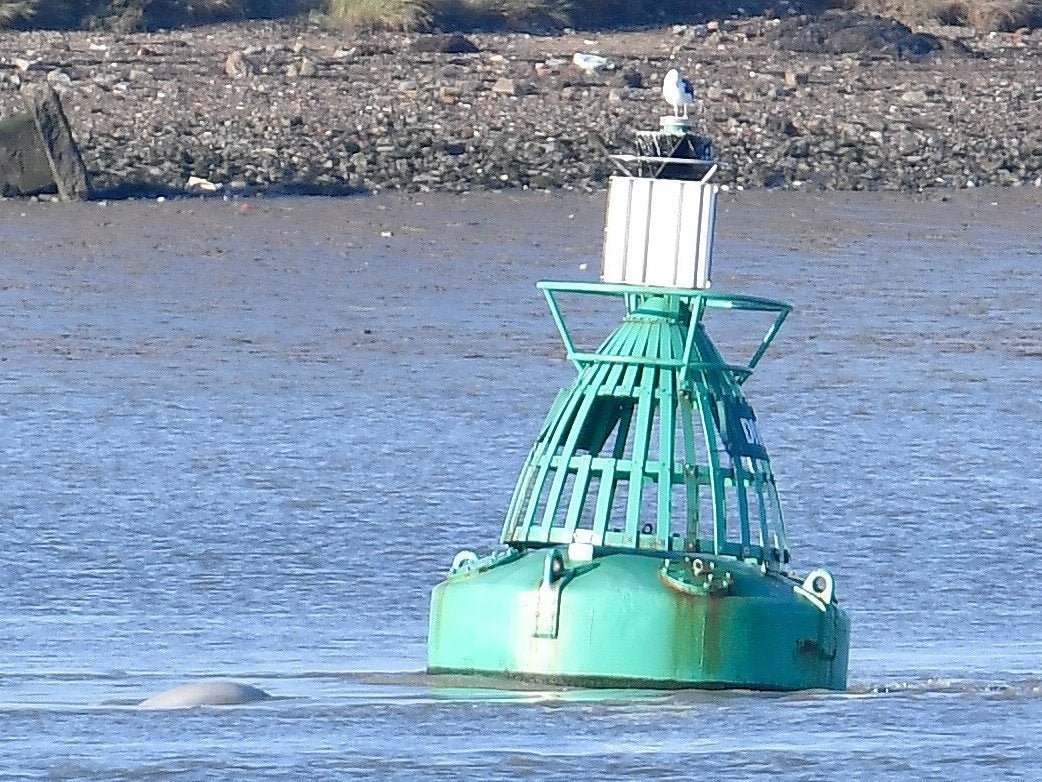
[428,547,849,692]
[425,668,829,692]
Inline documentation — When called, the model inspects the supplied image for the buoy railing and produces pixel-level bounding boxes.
[538,281,791,383]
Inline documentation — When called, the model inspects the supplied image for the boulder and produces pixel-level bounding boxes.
[410,34,479,55]
[769,11,942,61]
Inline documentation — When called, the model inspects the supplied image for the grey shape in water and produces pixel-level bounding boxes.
[138,680,271,709]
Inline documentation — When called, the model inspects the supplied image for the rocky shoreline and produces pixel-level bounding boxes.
[0,13,1040,196]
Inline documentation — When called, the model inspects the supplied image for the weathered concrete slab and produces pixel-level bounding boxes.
[0,85,91,199]
[0,110,56,197]
[25,85,92,200]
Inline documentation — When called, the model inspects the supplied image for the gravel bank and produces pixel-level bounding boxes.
[0,15,1040,196]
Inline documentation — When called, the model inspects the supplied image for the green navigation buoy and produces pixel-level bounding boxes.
[427,112,850,691]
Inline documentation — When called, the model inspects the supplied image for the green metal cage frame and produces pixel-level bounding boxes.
[501,281,793,566]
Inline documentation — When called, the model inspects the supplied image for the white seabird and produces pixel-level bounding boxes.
[662,68,695,118]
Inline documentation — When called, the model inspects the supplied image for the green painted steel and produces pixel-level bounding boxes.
[427,280,851,691]
[429,549,849,690]
[503,285,790,563]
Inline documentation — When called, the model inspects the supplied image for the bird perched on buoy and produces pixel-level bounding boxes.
[662,68,695,118]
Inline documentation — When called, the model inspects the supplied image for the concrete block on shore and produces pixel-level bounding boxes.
[0,111,55,197]
[0,85,92,200]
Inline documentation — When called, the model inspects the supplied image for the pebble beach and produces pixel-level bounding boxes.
[0,13,1040,196]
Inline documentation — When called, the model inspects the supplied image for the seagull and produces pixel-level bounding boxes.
[662,68,695,118]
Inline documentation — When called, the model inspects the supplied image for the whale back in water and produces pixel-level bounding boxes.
[138,680,270,709]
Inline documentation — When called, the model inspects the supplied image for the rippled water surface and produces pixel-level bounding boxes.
[1,190,1041,779]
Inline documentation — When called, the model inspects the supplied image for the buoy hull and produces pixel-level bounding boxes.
[427,549,849,691]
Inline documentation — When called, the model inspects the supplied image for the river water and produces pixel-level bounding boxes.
[1,189,1040,779]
